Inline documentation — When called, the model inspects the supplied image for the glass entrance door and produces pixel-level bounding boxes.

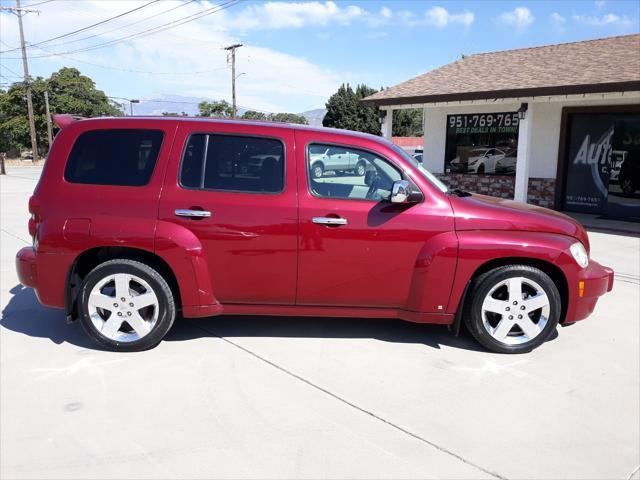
[563,111,640,221]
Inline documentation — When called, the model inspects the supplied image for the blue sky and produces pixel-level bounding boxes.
[1,0,639,113]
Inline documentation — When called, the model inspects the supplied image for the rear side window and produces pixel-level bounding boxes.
[180,134,284,194]
[65,129,163,186]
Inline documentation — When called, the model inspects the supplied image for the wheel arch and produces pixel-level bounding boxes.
[450,256,569,335]
[65,246,181,321]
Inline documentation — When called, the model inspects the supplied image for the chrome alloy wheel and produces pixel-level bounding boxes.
[481,276,550,345]
[87,273,159,342]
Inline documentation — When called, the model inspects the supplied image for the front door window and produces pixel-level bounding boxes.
[307,144,402,202]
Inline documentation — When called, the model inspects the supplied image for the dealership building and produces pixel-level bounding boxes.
[364,34,640,221]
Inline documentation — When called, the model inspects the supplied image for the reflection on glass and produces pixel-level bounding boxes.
[308,144,401,201]
[444,112,519,176]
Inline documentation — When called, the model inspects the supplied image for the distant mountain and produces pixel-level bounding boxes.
[123,93,325,126]
[300,108,326,127]
[126,94,227,116]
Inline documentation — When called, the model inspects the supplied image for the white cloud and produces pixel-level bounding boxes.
[221,2,474,31]
[551,12,566,24]
[573,13,634,27]
[424,6,474,27]
[0,0,343,112]
[499,7,535,28]
[366,31,388,40]
[595,0,606,10]
[228,1,365,30]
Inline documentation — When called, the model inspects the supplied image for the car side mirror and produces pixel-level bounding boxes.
[389,180,411,203]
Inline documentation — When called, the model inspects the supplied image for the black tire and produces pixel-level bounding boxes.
[476,164,485,174]
[356,161,366,176]
[77,259,176,352]
[312,163,324,178]
[464,265,561,354]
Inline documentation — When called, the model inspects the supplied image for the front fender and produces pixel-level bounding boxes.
[448,230,576,314]
[154,220,222,317]
[404,231,458,313]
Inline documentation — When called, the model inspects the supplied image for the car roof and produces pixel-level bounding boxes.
[60,115,391,147]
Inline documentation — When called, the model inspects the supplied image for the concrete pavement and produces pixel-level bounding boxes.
[1,166,639,479]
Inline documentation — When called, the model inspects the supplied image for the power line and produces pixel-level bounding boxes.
[22,0,197,51]
[3,0,240,59]
[0,0,161,54]
[32,43,230,75]
[21,0,56,7]
[0,63,24,78]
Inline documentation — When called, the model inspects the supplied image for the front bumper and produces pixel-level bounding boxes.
[565,260,614,323]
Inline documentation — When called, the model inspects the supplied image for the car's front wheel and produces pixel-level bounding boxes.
[77,259,176,352]
[464,265,561,354]
[312,163,324,178]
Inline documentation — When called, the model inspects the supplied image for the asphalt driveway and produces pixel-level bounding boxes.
[1,167,639,479]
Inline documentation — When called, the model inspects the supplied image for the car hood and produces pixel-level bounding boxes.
[449,193,590,251]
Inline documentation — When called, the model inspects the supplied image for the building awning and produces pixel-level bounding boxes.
[363,34,640,107]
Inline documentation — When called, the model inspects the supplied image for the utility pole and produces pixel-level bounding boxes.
[130,99,140,116]
[1,0,41,162]
[43,91,53,148]
[224,44,243,118]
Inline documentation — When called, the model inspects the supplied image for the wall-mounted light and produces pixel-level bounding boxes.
[517,102,528,121]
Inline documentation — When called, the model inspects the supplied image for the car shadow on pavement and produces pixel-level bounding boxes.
[2,284,557,352]
[166,314,487,352]
[1,285,99,349]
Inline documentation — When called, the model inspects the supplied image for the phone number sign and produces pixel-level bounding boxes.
[448,112,520,134]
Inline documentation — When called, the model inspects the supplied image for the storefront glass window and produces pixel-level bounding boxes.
[444,112,519,175]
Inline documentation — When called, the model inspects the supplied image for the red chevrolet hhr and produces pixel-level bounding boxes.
[16,115,614,353]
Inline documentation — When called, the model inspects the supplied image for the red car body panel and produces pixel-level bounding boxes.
[16,116,613,328]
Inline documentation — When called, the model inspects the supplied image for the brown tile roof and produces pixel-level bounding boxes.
[363,34,640,106]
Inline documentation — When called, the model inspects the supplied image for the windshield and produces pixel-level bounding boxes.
[391,144,448,193]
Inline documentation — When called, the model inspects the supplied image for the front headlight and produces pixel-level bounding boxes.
[570,242,589,268]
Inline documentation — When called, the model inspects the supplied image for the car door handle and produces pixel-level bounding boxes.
[175,209,211,218]
[312,216,348,226]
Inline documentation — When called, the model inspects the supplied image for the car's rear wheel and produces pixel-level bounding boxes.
[356,161,366,176]
[464,265,561,354]
[312,163,324,178]
[77,259,176,352]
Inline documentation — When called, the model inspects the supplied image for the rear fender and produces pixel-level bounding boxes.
[154,220,220,312]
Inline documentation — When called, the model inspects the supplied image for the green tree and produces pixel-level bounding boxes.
[268,112,307,124]
[392,109,423,137]
[0,67,121,154]
[47,67,122,118]
[322,83,381,135]
[354,84,380,135]
[198,100,233,118]
[241,110,267,121]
